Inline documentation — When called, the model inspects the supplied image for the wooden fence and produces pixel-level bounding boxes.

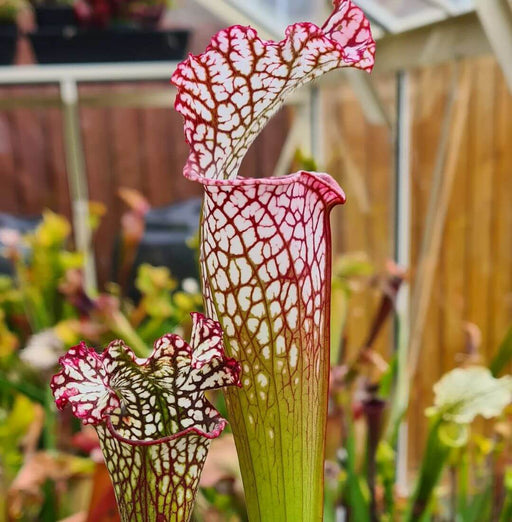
[0,54,511,469]
[327,55,512,468]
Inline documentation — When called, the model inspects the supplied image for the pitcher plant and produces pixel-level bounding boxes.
[171,1,375,520]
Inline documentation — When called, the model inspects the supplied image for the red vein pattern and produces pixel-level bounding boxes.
[51,313,241,522]
[171,1,375,520]
[172,0,375,183]
[200,172,345,520]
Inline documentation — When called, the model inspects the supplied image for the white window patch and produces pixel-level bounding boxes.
[287,307,298,329]
[275,335,286,355]
[256,320,269,343]
[289,344,298,368]
[257,373,269,388]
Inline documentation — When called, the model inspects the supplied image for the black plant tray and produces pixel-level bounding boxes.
[29,28,190,64]
[0,25,17,65]
[35,6,76,28]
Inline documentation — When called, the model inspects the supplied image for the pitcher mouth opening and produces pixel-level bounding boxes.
[187,167,346,206]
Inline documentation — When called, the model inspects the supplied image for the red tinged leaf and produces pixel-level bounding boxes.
[86,462,121,522]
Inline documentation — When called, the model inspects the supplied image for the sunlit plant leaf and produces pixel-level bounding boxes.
[32,210,71,248]
[0,308,18,358]
[51,313,241,522]
[427,366,512,424]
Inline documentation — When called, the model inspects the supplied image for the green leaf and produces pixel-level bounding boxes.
[135,264,176,296]
[0,371,45,404]
[0,394,36,440]
[345,418,370,522]
[376,441,396,517]
[404,419,451,522]
[379,354,397,399]
[462,483,492,522]
[490,327,512,377]
[33,210,71,248]
[500,467,512,522]
[0,394,37,481]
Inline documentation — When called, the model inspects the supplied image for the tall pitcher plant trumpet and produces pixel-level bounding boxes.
[172,1,375,520]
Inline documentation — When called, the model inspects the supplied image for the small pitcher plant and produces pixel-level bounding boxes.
[51,313,241,521]
[171,1,374,520]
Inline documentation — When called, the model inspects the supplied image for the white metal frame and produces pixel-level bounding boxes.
[393,70,412,495]
[0,62,180,84]
[356,0,474,34]
[475,0,512,93]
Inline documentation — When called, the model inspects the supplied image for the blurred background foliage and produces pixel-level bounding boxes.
[0,192,206,521]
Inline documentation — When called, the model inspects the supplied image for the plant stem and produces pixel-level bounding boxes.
[363,396,386,522]
[40,479,59,522]
[457,449,469,518]
[108,311,149,357]
[499,488,512,522]
[489,327,512,377]
[43,385,57,450]
[405,418,451,521]
[345,414,370,522]
[384,307,409,445]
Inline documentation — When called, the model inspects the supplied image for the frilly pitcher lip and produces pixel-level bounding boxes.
[51,312,242,446]
[185,168,346,205]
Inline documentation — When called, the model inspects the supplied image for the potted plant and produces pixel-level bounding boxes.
[0,0,26,64]
[29,0,190,64]
[73,0,168,29]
